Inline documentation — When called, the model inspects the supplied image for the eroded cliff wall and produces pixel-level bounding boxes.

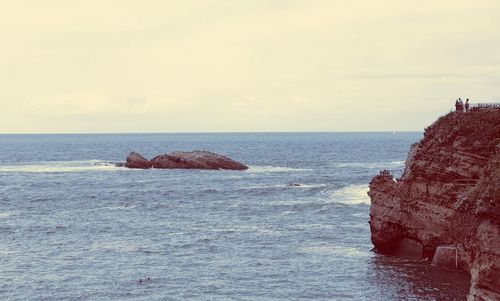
[368,108,500,301]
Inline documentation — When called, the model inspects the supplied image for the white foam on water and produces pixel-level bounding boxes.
[0,212,12,219]
[293,223,337,230]
[0,160,122,173]
[241,183,327,190]
[246,165,312,173]
[333,160,405,169]
[207,224,280,236]
[330,184,370,205]
[75,204,137,213]
[301,244,368,257]
[391,160,406,165]
[290,183,327,189]
[267,199,316,206]
[0,162,315,174]
[0,245,17,255]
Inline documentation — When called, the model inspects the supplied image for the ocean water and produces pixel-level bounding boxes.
[0,132,470,300]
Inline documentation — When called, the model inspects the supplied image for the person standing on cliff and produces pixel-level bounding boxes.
[458,98,464,112]
[465,99,470,112]
[455,99,460,111]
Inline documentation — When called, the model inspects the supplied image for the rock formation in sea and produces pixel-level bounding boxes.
[125,152,153,169]
[123,150,248,170]
[368,107,500,301]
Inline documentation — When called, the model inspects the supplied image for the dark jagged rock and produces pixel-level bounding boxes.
[123,150,248,170]
[368,108,500,300]
[125,152,153,169]
[151,150,248,170]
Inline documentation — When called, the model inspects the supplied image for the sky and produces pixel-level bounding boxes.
[1,0,499,133]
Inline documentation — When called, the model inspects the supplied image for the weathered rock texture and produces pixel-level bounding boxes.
[368,108,500,301]
[124,150,248,170]
[125,152,153,169]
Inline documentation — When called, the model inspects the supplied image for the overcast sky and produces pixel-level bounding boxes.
[1,0,499,133]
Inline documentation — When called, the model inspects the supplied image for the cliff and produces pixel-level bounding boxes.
[368,107,500,301]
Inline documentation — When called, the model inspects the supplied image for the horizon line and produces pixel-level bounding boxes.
[0,130,423,135]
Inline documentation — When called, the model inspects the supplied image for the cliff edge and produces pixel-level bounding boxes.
[368,107,500,301]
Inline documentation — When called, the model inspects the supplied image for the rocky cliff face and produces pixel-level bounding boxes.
[368,108,500,301]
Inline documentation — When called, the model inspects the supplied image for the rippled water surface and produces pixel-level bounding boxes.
[0,133,470,300]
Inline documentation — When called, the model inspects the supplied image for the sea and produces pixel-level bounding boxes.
[0,132,471,300]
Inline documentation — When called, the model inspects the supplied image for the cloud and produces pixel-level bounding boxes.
[0,0,499,132]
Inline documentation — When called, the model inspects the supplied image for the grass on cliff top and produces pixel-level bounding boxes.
[422,109,500,156]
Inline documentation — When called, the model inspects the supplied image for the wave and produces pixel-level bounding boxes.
[333,161,405,169]
[0,212,13,219]
[0,160,122,173]
[246,165,313,173]
[288,183,327,189]
[241,183,327,190]
[0,162,315,174]
[75,204,138,213]
[301,244,368,257]
[0,246,18,255]
[330,184,370,205]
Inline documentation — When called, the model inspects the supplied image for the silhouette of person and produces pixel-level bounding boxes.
[465,99,470,112]
[458,98,464,112]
